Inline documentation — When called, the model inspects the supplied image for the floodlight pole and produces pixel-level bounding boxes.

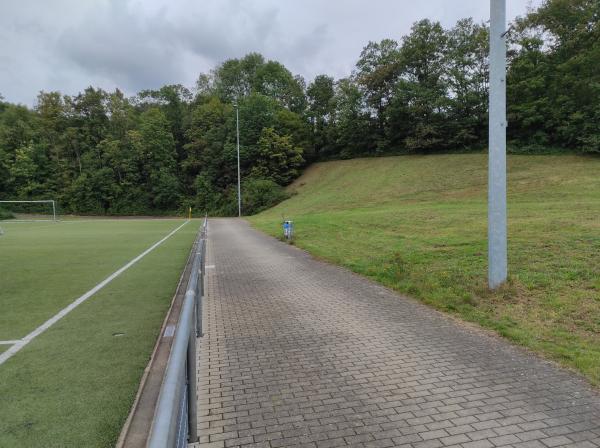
[488,0,508,289]
[234,104,241,217]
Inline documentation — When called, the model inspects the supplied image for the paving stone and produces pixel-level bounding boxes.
[540,435,574,447]
[192,219,600,447]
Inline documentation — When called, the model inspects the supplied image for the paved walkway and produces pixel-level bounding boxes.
[193,219,600,448]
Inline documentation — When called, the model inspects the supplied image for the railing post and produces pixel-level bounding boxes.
[147,292,195,448]
[195,239,204,338]
[147,218,208,448]
[196,218,207,338]
[186,327,198,442]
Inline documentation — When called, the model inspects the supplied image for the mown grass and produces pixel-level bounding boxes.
[249,154,600,385]
[0,219,198,447]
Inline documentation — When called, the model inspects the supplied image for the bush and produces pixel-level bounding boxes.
[0,207,14,220]
[242,178,290,215]
[219,178,290,216]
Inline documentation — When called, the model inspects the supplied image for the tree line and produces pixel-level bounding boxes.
[0,0,598,216]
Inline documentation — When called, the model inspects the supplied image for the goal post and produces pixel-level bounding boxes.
[0,200,58,221]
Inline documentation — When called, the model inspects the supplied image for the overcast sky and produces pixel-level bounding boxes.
[1,0,541,106]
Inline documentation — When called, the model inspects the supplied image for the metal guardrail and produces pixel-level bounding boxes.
[147,218,207,448]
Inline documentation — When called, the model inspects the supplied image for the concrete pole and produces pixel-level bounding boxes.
[236,105,241,217]
[488,0,508,289]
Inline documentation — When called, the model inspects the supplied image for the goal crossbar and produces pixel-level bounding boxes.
[0,200,57,221]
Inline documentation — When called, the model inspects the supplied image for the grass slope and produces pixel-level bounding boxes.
[249,154,600,385]
[0,219,198,447]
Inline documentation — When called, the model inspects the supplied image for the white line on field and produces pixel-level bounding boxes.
[0,340,20,345]
[0,220,190,366]
[60,218,188,223]
[1,218,187,224]
[1,220,56,223]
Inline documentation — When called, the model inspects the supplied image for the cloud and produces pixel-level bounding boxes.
[57,1,182,92]
[0,0,542,106]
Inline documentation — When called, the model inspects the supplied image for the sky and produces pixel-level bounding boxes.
[0,0,542,106]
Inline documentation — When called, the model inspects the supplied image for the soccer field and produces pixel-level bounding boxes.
[0,218,199,447]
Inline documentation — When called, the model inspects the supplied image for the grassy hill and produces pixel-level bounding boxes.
[249,154,600,385]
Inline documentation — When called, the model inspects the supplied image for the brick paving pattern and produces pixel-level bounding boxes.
[191,218,600,448]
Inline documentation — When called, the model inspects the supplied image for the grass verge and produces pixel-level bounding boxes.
[249,154,600,386]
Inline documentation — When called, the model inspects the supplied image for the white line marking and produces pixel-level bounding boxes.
[60,218,187,223]
[1,220,56,223]
[1,218,188,224]
[0,220,190,366]
[0,340,20,345]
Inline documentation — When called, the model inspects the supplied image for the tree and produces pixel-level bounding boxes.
[213,54,307,113]
[508,0,600,152]
[131,108,181,209]
[214,53,265,102]
[274,108,311,161]
[67,167,115,213]
[444,19,489,148]
[307,75,336,159]
[136,85,192,161]
[184,96,234,192]
[251,127,304,185]
[11,145,43,198]
[254,61,307,113]
[331,78,372,158]
[68,87,109,153]
[239,177,289,215]
[355,39,401,146]
[387,20,450,152]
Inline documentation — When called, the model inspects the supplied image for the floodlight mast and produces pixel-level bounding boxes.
[488,0,508,289]
[234,102,241,217]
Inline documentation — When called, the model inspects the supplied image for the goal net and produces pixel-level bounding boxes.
[0,200,58,221]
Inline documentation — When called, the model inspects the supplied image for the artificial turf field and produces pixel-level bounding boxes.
[0,218,198,447]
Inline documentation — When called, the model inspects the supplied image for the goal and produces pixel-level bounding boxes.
[0,200,58,221]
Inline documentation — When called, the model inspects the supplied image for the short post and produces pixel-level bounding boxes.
[488,0,508,289]
[52,200,57,222]
[283,220,294,241]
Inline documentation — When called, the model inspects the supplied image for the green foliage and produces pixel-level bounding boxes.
[251,127,304,185]
[0,206,14,220]
[211,53,306,112]
[0,60,309,216]
[219,177,290,216]
[0,0,598,216]
[193,173,220,214]
[330,78,373,158]
[307,74,336,160]
[241,177,290,215]
[508,0,600,153]
[356,38,401,140]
